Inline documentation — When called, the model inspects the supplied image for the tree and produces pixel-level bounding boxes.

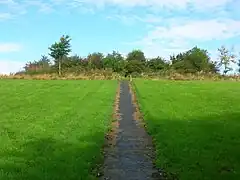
[24,55,51,74]
[218,46,236,75]
[126,49,146,62]
[185,47,211,72]
[49,35,71,76]
[87,52,104,69]
[124,60,144,77]
[208,61,219,74]
[103,51,124,72]
[237,53,240,74]
[238,61,240,74]
[146,57,168,71]
[39,55,51,68]
[170,47,216,73]
[124,49,146,76]
[59,55,83,73]
[170,53,186,72]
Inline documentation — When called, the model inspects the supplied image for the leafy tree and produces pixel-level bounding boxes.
[171,47,218,73]
[171,53,185,64]
[124,60,144,77]
[17,35,231,77]
[185,47,211,72]
[60,55,82,73]
[24,55,51,74]
[146,57,168,71]
[237,53,240,74]
[103,51,124,72]
[208,61,219,74]
[124,49,146,76]
[218,46,236,75]
[126,49,146,62]
[49,35,71,76]
[87,52,104,69]
[171,53,187,73]
[38,55,51,68]
[238,60,240,74]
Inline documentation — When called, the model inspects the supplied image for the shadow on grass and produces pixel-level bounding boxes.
[145,112,240,180]
[0,132,104,180]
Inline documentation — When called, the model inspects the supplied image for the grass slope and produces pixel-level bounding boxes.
[134,80,240,180]
[0,80,117,180]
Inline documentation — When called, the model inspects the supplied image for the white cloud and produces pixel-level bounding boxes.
[0,0,235,18]
[107,14,163,25]
[124,18,240,58]
[100,0,239,59]
[25,1,54,13]
[78,0,232,9]
[4,0,233,14]
[0,43,22,52]
[0,0,26,18]
[0,13,12,20]
[0,0,15,5]
[1,0,239,63]
[0,60,25,75]
[142,19,240,43]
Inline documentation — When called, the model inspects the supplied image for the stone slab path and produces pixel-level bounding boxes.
[101,81,161,180]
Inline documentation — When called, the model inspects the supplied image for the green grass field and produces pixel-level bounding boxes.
[0,80,117,180]
[134,80,240,180]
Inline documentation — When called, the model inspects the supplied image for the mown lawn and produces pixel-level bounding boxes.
[134,80,240,180]
[0,80,117,180]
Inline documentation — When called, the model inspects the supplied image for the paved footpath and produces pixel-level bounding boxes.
[101,81,160,180]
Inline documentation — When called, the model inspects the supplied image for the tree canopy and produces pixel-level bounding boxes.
[20,35,240,76]
[49,35,72,76]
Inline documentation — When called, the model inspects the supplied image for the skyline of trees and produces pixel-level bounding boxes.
[21,35,240,76]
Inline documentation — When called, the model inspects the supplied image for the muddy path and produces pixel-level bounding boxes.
[101,81,162,180]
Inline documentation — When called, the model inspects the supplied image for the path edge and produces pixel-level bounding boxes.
[107,80,121,147]
[128,80,169,180]
[96,80,121,178]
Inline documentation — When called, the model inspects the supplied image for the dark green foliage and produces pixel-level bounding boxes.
[237,58,240,74]
[103,51,124,72]
[123,50,146,76]
[125,60,144,76]
[146,57,169,72]
[126,49,146,62]
[171,46,217,73]
[87,52,104,69]
[209,61,220,74]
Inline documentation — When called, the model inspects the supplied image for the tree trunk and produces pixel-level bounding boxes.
[58,57,61,76]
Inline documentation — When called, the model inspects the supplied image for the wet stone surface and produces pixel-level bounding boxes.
[101,81,161,180]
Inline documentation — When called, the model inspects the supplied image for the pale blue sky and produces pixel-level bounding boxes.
[0,0,240,74]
